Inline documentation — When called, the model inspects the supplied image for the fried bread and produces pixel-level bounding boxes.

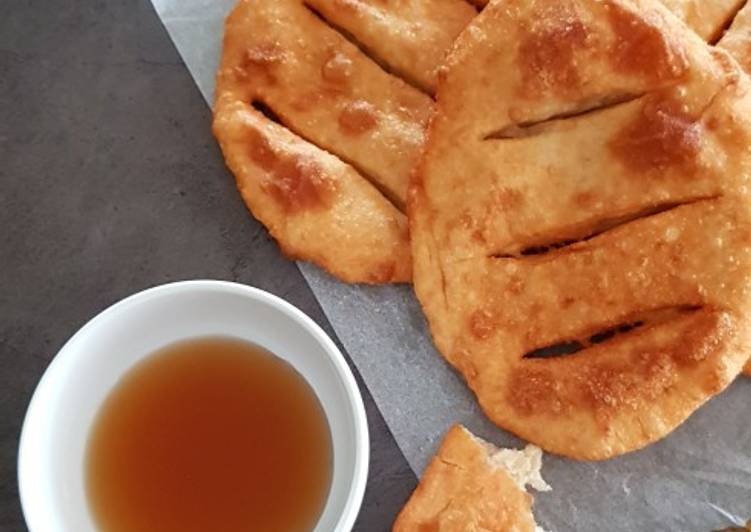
[410,0,751,459]
[213,0,475,283]
[393,425,549,532]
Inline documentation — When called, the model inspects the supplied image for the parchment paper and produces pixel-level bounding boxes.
[149,1,751,528]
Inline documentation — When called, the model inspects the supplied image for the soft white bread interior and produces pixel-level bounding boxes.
[467,429,551,494]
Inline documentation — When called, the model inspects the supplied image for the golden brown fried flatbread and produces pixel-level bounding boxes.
[393,425,549,532]
[211,0,739,285]
[212,0,475,284]
[410,0,751,460]
[718,1,751,378]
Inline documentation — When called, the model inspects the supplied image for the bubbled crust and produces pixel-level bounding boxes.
[410,0,751,459]
[213,0,475,284]
[393,426,537,532]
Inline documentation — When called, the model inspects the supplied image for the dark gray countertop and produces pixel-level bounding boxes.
[0,1,416,530]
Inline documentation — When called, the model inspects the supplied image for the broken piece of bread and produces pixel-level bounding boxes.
[410,0,751,459]
[393,425,550,532]
[212,0,475,283]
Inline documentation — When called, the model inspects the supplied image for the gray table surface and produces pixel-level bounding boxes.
[0,1,417,530]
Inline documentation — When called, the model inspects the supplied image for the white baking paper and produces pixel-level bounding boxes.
[149,1,751,528]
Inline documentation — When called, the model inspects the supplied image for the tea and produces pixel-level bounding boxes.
[86,337,332,532]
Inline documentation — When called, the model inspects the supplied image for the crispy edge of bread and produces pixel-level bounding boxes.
[213,99,412,284]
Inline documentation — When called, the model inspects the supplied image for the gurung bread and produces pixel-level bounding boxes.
[212,0,743,285]
[410,0,751,460]
[393,425,550,532]
[212,0,475,283]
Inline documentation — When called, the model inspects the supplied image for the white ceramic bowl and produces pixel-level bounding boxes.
[18,280,369,532]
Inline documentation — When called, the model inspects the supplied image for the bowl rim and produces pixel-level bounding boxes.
[17,279,369,532]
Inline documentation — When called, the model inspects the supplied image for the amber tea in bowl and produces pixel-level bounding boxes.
[86,337,333,532]
[18,281,368,532]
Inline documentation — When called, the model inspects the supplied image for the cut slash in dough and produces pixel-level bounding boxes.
[658,0,747,42]
[393,425,550,532]
[212,0,475,284]
[410,0,751,459]
[718,1,751,377]
[719,2,751,75]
